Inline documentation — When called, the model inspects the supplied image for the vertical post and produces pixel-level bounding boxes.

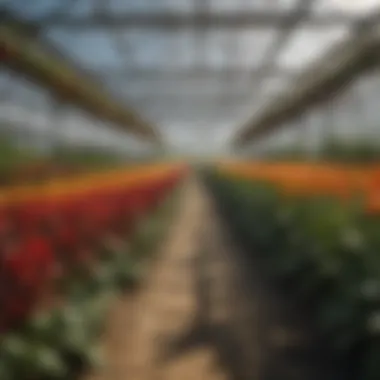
[296,114,307,156]
[323,98,335,154]
[0,70,14,143]
[350,79,365,142]
[350,77,374,161]
[48,96,66,158]
[303,112,313,160]
[373,71,380,146]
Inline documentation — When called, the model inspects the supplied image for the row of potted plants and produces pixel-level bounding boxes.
[204,167,380,380]
[217,160,380,213]
[0,163,186,379]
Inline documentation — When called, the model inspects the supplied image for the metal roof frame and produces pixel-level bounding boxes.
[0,11,161,144]
[232,15,380,147]
[35,9,358,29]
[2,0,378,153]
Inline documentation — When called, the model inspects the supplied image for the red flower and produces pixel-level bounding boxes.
[55,224,80,253]
[4,235,55,290]
[0,235,56,327]
[5,297,33,323]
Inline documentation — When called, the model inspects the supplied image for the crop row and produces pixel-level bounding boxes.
[218,161,380,212]
[205,164,380,380]
[0,163,187,379]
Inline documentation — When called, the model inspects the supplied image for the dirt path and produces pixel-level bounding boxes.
[85,177,334,380]
[86,177,226,380]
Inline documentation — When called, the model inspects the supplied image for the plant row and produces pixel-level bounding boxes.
[0,164,186,379]
[217,161,380,213]
[204,168,380,380]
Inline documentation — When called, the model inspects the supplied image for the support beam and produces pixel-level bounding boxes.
[125,94,252,109]
[247,0,318,90]
[90,66,298,80]
[30,10,359,29]
[0,18,161,144]
[232,17,380,147]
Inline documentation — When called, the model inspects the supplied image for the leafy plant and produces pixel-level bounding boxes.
[204,169,380,379]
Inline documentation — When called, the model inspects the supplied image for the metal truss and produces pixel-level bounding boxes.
[35,9,358,29]
[2,0,379,152]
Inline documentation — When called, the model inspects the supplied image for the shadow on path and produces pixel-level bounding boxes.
[158,243,249,380]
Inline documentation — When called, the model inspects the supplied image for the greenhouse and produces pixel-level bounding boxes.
[1,0,380,379]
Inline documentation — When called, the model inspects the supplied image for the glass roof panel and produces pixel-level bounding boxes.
[313,0,380,15]
[277,25,349,70]
[214,29,278,69]
[2,0,379,152]
[2,0,60,19]
[107,0,301,14]
[119,30,193,70]
[45,28,121,70]
[109,0,194,13]
[208,0,299,12]
[67,0,96,17]
[108,0,168,14]
[3,0,95,20]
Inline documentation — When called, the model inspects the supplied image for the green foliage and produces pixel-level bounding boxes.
[0,131,136,185]
[204,170,380,379]
[320,138,380,163]
[0,135,40,177]
[0,187,180,379]
[49,146,126,169]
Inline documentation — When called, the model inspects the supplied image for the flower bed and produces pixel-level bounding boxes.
[204,167,380,380]
[0,163,186,379]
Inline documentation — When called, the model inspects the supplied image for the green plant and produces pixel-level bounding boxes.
[204,169,380,379]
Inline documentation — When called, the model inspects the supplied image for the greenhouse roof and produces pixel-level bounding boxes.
[1,0,379,154]
[233,10,380,147]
